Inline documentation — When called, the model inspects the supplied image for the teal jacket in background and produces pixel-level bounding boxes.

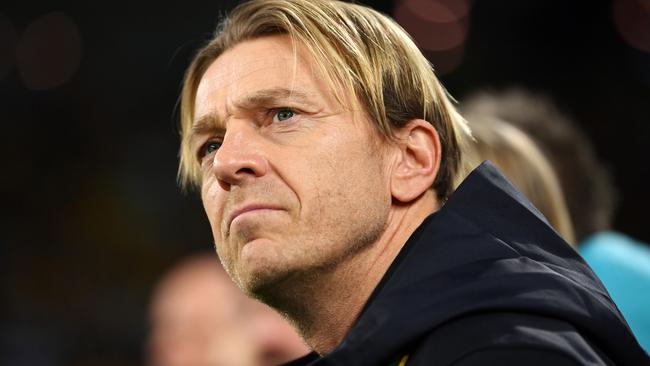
[580,232,650,352]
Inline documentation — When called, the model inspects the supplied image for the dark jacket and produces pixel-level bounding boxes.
[285,162,649,365]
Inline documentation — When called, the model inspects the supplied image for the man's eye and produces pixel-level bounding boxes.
[272,108,295,123]
[200,141,222,159]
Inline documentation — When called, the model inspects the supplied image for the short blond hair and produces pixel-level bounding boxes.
[461,116,576,245]
[178,0,471,199]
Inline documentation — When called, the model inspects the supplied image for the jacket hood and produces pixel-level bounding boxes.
[317,161,647,365]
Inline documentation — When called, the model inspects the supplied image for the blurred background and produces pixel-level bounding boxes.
[1,0,649,364]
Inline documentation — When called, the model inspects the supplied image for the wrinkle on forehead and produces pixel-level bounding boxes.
[194,37,303,109]
[195,59,295,117]
[193,35,360,131]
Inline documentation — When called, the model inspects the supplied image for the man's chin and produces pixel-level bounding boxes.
[236,264,292,299]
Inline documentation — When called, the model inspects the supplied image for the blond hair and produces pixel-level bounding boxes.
[178,0,471,200]
[461,89,617,242]
[461,116,576,245]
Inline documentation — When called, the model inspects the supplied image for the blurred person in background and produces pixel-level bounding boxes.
[147,253,309,366]
[176,0,648,364]
[458,114,576,245]
[462,89,650,351]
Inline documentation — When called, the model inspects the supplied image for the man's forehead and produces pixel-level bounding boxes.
[194,36,320,116]
[197,57,288,96]
[192,35,349,125]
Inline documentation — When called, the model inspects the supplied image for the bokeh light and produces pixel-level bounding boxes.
[394,0,471,75]
[613,0,650,52]
[641,0,650,16]
[404,0,469,24]
[16,12,83,90]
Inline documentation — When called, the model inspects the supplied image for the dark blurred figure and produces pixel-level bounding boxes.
[462,89,650,351]
[458,115,576,244]
[147,253,310,366]
[462,89,616,241]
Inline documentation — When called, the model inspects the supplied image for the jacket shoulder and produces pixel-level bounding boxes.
[406,312,615,366]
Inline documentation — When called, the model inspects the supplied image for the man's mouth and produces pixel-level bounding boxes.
[227,204,284,229]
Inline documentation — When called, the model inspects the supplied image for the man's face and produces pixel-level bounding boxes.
[192,35,392,295]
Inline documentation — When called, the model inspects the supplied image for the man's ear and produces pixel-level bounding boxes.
[390,119,441,203]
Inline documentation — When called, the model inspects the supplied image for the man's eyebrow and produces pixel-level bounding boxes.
[235,88,312,109]
[189,112,223,150]
[189,88,313,148]
[192,113,222,134]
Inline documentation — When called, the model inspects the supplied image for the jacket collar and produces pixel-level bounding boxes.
[289,162,638,365]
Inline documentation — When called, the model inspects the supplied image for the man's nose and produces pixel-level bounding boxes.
[212,120,269,189]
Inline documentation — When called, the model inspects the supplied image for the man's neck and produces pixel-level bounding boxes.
[262,192,438,355]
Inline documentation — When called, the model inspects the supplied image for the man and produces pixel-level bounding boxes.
[462,89,650,352]
[177,0,648,364]
[147,253,309,366]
